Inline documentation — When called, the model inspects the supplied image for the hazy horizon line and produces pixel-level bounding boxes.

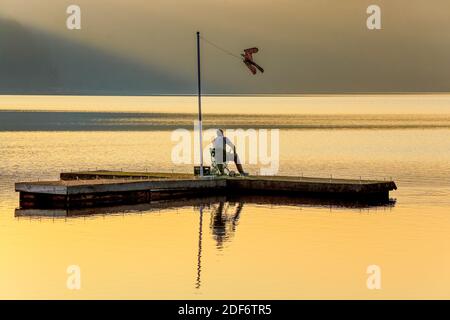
[3,92,450,98]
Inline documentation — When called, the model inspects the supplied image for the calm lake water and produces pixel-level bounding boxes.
[1,107,450,299]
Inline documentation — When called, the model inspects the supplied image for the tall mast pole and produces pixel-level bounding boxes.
[196,31,204,177]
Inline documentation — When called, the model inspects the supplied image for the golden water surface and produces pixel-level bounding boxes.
[0,96,449,299]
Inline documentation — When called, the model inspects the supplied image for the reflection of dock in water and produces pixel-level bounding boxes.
[15,194,395,218]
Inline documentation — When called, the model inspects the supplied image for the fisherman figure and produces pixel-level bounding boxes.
[212,129,247,176]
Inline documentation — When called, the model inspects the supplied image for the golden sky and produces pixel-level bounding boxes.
[1,1,450,94]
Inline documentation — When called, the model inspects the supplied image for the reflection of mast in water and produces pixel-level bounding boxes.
[195,206,204,289]
[231,202,244,233]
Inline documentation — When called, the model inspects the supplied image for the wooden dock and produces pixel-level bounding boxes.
[15,171,397,209]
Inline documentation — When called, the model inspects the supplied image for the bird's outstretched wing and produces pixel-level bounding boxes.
[244,47,259,54]
[243,47,259,61]
[244,60,257,75]
[248,60,264,73]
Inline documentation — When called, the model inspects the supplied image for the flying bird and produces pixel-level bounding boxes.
[241,48,264,75]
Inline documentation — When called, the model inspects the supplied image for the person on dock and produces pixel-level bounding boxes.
[212,129,248,176]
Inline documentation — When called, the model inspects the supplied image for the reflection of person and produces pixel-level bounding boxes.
[210,202,244,248]
[212,129,247,175]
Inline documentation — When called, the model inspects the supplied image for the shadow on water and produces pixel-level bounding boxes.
[15,195,395,290]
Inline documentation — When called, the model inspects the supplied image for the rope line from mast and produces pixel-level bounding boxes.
[200,36,242,60]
